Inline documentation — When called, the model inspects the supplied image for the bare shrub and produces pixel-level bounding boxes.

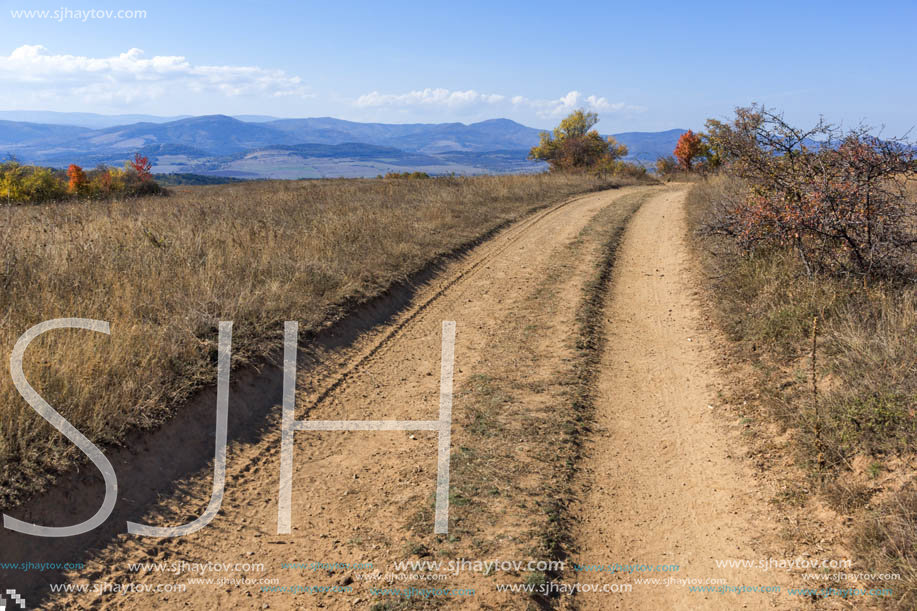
[702,105,916,277]
[654,155,680,179]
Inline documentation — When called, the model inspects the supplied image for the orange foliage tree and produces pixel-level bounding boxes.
[99,168,113,192]
[673,130,704,170]
[129,153,153,181]
[66,164,88,194]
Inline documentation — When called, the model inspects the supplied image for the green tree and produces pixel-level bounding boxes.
[530,109,620,171]
[592,136,631,178]
[22,167,65,201]
[554,109,600,139]
[699,118,732,169]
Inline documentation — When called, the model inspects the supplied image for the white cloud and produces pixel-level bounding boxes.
[355,87,643,120]
[0,45,313,104]
[355,88,505,108]
[512,90,645,117]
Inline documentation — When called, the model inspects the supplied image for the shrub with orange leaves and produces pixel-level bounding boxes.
[128,153,153,182]
[99,168,113,192]
[66,164,88,195]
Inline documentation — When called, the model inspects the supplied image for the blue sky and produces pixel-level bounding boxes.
[0,0,914,133]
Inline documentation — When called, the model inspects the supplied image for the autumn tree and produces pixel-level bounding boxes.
[98,167,113,193]
[654,155,679,178]
[591,136,631,178]
[674,130,704,170]
[699,118,732,169]
[128,153,153,181]
[606,135,629,162]
[22,167,65,201]
[530,110,624,172]
[0,159,24,202]
[67,164,88,195]
[89,164,115,195]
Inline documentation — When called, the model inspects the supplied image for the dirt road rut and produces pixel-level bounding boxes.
[571,188,794,610]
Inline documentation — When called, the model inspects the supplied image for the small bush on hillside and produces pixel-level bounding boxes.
[0,160,68,203]
[128,153,153,182]
[382,171,430,179]
[67,164,89,195]
[655,155,680,179]
[597,160,647,180]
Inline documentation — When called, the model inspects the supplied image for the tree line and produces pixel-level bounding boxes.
[0,153,162,204]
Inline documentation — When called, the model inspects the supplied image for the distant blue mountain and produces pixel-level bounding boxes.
[610,129,687,162]
[0,113,687,178]
[0,120,92,147]
[264,117,544,153]
[0,110,191,129]
[70,115,303,154]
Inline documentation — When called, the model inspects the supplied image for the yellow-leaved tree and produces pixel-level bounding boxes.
[529,110,628,173]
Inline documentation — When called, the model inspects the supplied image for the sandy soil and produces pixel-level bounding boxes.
[570,188,797,610]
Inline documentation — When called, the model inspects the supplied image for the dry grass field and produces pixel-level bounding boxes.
[687,176,917,610]
[0,173,641,509]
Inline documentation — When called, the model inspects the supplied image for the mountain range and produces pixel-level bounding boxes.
[0,112,686,179]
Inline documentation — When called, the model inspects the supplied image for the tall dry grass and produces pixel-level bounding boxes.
[688,175,917,609]
[0,173,636,508]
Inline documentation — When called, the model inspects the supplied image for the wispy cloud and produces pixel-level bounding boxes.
[355,88,505,108]
[354,87,642,119]
[513,91,645,117]
[0,45,313,104]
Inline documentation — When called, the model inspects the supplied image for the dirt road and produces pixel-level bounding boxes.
[570,189,795,610]
[31,185,796,610]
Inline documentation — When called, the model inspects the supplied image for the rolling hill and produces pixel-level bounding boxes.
[0,113,686,178]
[0,120,92,147]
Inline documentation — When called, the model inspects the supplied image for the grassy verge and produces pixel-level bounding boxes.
[687,175,917,610]
[0,173,646,510]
